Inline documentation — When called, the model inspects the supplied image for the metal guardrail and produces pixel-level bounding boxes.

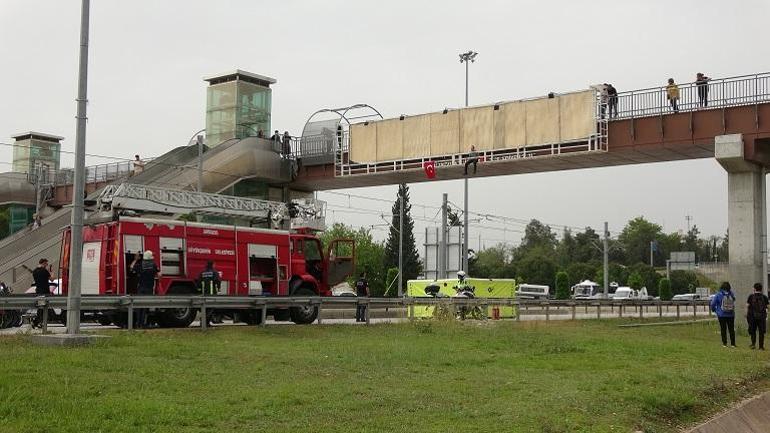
[0,295,712,331]
[613,72,770,119]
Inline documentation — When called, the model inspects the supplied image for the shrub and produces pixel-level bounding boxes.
[555,271,570,299]
[658,278,672,301]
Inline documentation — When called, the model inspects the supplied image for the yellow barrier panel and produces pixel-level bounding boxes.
[350,122,377,163]
[402,114,431,159]
[461,106,494,151]
[429,111,460,156]
[348,90,596,163]
[376,118,403,161]
[407,278,517,318]
[498,101,527,149]
[525,97,560,145]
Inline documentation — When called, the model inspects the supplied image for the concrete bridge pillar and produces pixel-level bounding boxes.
[715,134,767,317]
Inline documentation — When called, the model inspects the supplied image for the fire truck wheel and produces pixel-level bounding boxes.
[242,311,263,325]
[290,287,319,324]
[158,307,197,328]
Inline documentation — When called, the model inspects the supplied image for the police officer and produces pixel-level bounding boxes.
[132,250,160,328]
[197,261,221,326]
[355,272,369,322]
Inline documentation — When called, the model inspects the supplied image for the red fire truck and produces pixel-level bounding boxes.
[59,216,355,327]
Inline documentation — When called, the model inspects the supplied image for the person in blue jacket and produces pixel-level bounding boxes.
[710,281,737,347]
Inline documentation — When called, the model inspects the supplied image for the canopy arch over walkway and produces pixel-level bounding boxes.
[300,104,383,165]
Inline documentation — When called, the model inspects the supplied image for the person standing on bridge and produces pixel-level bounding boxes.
[132,154,145,176]
[710,281,737,347]
[696,73,711,108]
[606,84,618,118]
[746,283,768,350]
[464,145,479,175]
[271,130,281,150]
[666,78,680,113]
[133,250,160,329]
[282,131,292,157]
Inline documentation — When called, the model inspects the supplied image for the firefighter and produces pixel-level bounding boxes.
[456,270,470,290]
[197,261,221,326]
[132,250,160,328]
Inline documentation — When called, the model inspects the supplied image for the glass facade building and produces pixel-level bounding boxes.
[204,70,276,147]
[11,132,62,174]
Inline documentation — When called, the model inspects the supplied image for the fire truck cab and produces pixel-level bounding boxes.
[59,217,355,327]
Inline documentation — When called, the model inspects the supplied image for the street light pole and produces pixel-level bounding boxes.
[398,187,404,297]
[603,222,609,297]
[459,50,477,273]
[66,0,91,334]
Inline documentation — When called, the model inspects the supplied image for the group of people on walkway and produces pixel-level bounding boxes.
[256,129,292,157]
[710,281,769,349]
[666,73,712,113]
[599,73,712,118]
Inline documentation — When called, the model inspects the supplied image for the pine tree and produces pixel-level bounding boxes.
[383,184,421,292]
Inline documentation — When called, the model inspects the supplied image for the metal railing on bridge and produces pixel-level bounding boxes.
[27,158,156,188]
[613,72,770,120]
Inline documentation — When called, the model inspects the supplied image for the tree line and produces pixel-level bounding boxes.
[319,184,727,298]
[470,217,727,297]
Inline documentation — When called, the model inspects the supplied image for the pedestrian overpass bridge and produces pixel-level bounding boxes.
[3,72,770,308]
[291,72,770,190]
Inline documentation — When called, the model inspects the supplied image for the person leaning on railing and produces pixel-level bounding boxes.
[666,78,680,113]
[696,73,711,108]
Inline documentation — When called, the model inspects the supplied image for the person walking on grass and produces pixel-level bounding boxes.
[746,283,769,350]
[710,281,737,347]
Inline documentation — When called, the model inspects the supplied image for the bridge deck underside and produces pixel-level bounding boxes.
[291,103,770,191]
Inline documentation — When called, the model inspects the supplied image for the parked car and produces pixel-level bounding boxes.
[612,286,637,300]
[672,293,701,302]
[331,282,357,297]
[516,284,550,300]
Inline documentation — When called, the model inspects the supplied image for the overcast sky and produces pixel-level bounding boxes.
[2,0,769,248]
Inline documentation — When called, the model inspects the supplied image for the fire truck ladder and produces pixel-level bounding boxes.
[97,183,288,221]
[96,183,327,230]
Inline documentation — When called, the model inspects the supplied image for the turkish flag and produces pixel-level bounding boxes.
[423,161,436,179]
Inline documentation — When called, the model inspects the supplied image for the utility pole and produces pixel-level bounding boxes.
[603,221,609,297]
[459,50,477,274]
[398,186,404,297]
[66,0,91,335]
[439,193,448,279]
[649,241,654,267]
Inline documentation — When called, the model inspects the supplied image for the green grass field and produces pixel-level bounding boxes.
[1,320,768,433]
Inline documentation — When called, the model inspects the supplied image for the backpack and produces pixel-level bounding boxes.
[748,293,767,319]
[720,292,735,313]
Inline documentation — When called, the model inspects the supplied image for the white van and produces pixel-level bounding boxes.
[612,286,637,300]
[516,284,550,299]
[572,280,602,299]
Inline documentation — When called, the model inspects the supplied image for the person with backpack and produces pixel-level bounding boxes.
[746,283,769,350]
[710,281,737,347]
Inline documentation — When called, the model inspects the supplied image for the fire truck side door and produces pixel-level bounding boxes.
[325,239,355,287]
